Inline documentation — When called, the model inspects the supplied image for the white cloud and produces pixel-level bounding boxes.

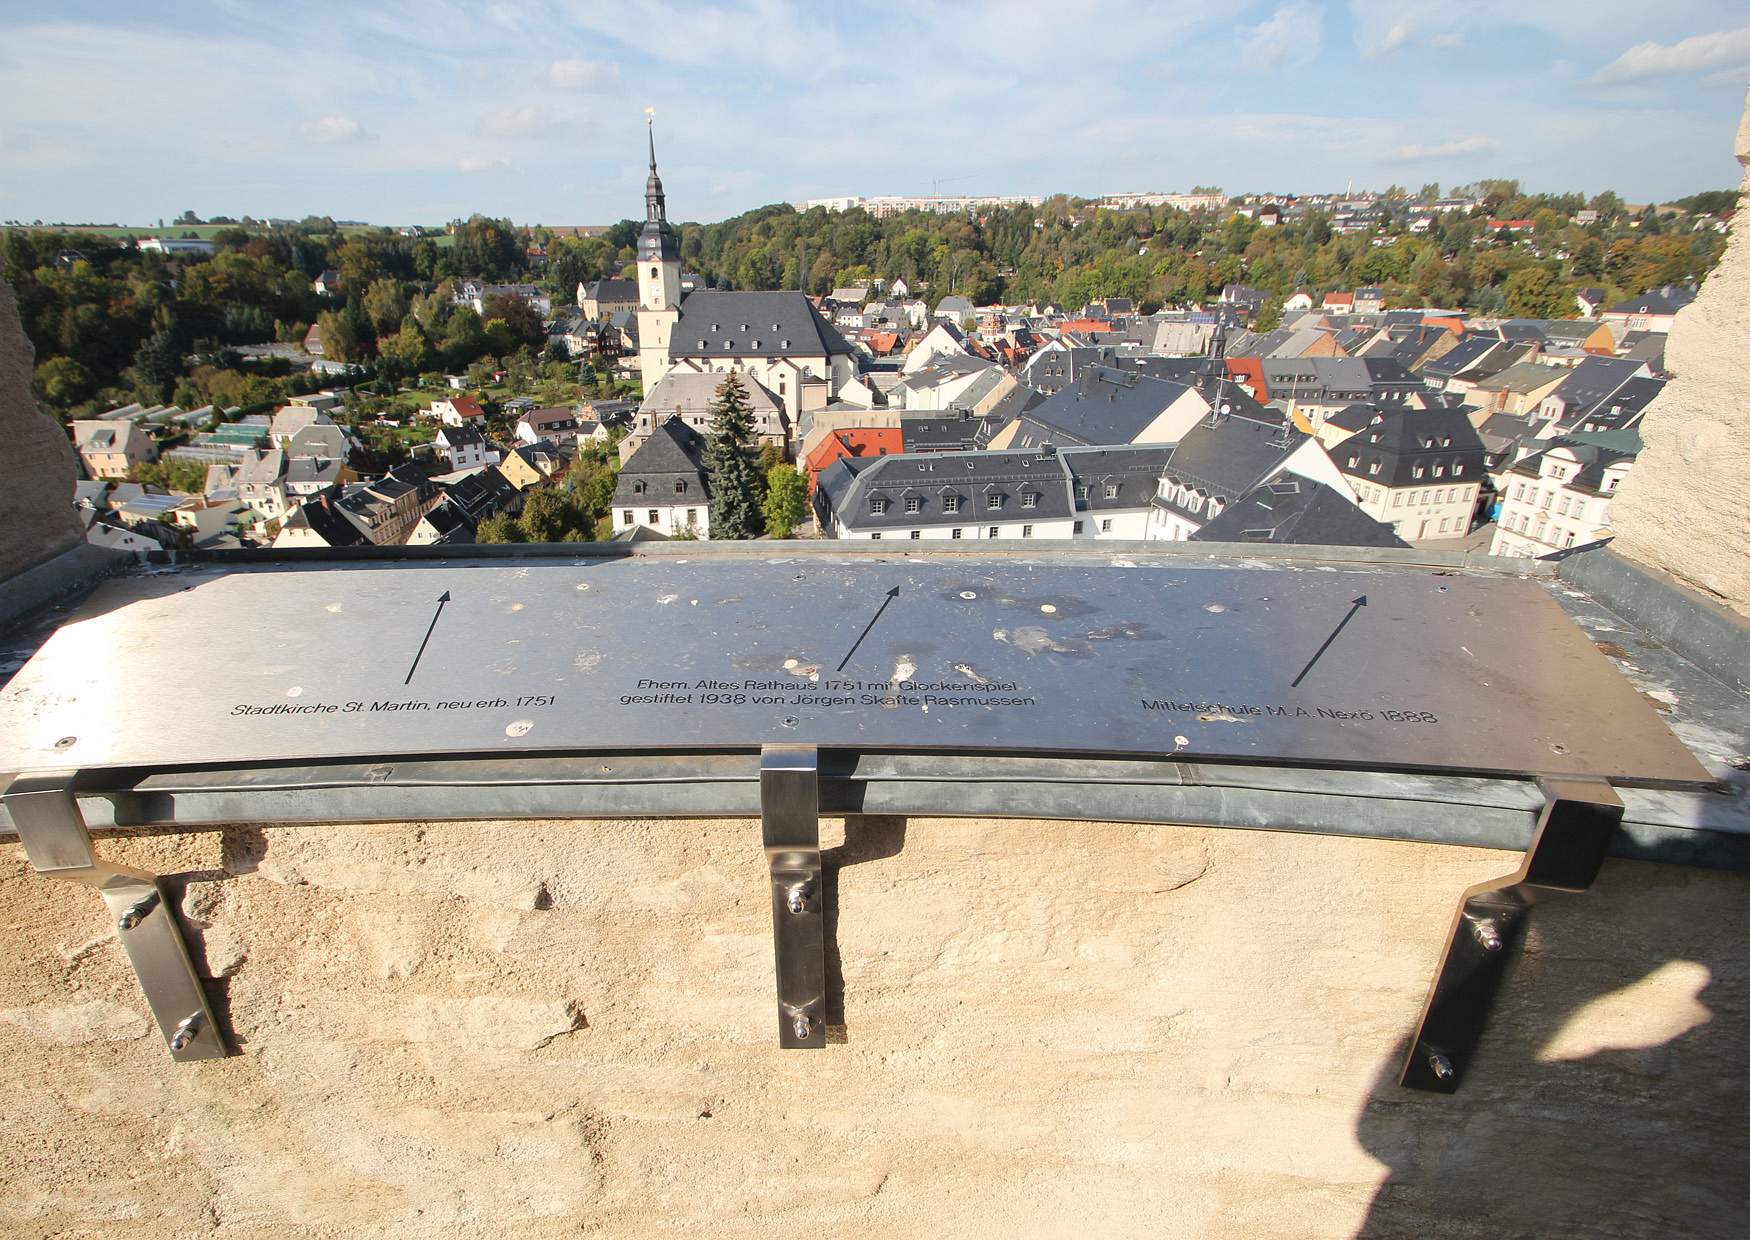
[1587,25,1750,86]
[458,156,517,174]
[548,58,622,92]
[478,105,573,139]
[1389,136,1496,161]
[302,115,374,145]
[1242,2,1323,72]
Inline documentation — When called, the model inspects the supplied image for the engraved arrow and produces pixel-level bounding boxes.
[1290,594,1366,688]
[835,586,901,673]
[404,591,452,685]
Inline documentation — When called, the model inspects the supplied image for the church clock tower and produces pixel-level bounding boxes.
[636,120,682,390]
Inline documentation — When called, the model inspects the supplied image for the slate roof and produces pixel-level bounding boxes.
[1191,477,1408,548]
[1417,335,1500,380]
[438,425,486,449]
[901,410,1009,453]
[1333,406,1486,489]
[288,493,369,547]
[287,423,349,460]
[669,290,854,358]
[612,418,709,507]
[1153,409,1310,524]
[1544,356,1648,412]
[580,278,637,303]
[1011,366,1197,448]
[1562,375,1663,433]
[1505,430,1642,494]
[286,457,342,487]
[816,448,1074,533]
[1060,445,1175,512]
[1605,286,1695,317]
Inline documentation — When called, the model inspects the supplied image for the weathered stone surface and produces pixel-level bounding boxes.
[1609,85,1750,613]
[1,816,1745,1238]
[0,254,85,580]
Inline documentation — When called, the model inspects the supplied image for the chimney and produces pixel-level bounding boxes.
[1039,441,1056,458]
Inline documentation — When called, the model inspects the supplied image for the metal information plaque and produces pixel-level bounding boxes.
[0,557,1711,786]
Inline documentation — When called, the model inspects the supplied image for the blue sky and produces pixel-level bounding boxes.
[1,1,1746,226]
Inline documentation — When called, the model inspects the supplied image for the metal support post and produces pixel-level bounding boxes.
[1400,776,1622,1093]
[760,745,825,1048]
[3,771,227,1062]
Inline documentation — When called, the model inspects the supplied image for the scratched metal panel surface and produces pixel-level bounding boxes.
[0,558,1712,785]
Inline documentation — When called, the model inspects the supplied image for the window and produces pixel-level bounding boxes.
[675,481,686,494]
[910,530,921,539]
[951,528,962,539]
[1369,462,1380,475]
[1075,483,1089,499]
[1557,497,1570,516]
[1412,466,1425,479]
[988,526,999,539]
[1021,524,1033,538]
[871,532,881,540]
[1453,464,1464,477]
[648,509,659,524]
[987,494,1003,510]
[1512,483,1524,501]
[1104,483,1119,498]
[871,496,888,514]
[1563,531,1577,548]
[943,495,960,513]
[1542,493,1553,509]
[905,497,922,513]
[623,510,634,524]
[1392,492,1402,508]
[1439,518,1450,533]
[1433,464,1445,477]
[1073,521,1083,534]
[686,509,697,524]
[633,480,646,494]
[1100,518,1113,532]
[1022,493,1039,508]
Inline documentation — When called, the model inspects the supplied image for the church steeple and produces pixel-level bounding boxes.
[637,112,682,322]
[645,119,666,224]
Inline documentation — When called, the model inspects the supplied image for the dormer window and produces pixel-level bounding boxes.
[943,495,960,513]
[1412,466,1425,478]
[675,481,686,494]
[871,496,888,514]
[987,494,1004,510]
[1022,492,1039,508]
[905,497,922,513]
[1368,462,1380,475]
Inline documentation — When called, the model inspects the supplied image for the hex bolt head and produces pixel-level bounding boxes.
[1428,1052,1455,1083]
[169,1013,202,1053]
[785,887,807,915]
[792,1014,812,1041]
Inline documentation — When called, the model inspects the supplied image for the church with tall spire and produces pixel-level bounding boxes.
[631,120,866,445]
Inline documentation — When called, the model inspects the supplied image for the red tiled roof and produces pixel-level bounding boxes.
[1223,356,1267,400]
[1056,318,1116,334]
[803,427,904,493]
[1322,292,1354,307]
[449,394,484,417]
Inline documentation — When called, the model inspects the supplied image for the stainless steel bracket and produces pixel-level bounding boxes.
[760,745,825,1048]
[3,770,227,1062]
[1400,776,1622,1092]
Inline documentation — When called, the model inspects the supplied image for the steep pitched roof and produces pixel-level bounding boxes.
[1012,366,1197,448]
[1334,406,1486,488]
[670,290,854,358]
[1192,477,1407,547]
[612,418,709,506]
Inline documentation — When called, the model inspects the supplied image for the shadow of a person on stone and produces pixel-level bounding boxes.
[1352,857,1749,1239]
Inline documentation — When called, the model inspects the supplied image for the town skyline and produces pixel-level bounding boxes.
[2,3,1748,225]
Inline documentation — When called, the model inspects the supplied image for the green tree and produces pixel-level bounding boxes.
[1251,300,1282,332]
[476,512,524,543]
[761,463,808,539]
[1503,267,1568,319]
[703,373,762,539]
[362,279,410,336]
[517,486,588,542]
[378,322,432,376]
[130,327,183,401]
[32,356,97,409]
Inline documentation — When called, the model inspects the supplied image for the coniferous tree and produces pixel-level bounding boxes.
[703,373,762,539]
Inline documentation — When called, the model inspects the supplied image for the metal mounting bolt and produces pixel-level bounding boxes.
[169,1013,203,1053]
[1471,918,1504,952]
[791,1013,812,1041]
[1427,1052,1454,1083]
[785,885,808,915]
[116,894,159,932]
